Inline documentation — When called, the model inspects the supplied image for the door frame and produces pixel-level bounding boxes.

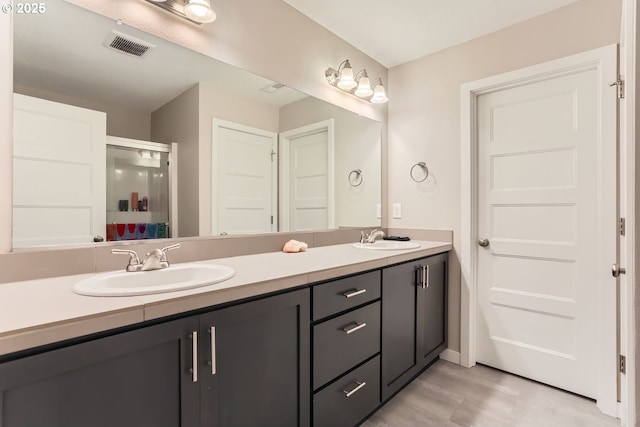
[279,119,335,231]
[460,44,618,416]
[211,118,278,235]
[619,0,636,425]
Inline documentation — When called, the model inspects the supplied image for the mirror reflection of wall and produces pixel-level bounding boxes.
[12,0,382,248]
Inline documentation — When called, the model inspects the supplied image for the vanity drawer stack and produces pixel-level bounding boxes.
[311,270,381,427]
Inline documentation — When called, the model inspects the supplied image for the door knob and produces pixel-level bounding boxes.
[477,238,490,247]
[612,263,626,278]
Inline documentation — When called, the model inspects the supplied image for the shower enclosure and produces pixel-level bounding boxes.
[105,136,177,241]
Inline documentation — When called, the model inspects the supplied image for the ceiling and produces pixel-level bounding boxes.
[13,0,306,113]
[282,0,582,68]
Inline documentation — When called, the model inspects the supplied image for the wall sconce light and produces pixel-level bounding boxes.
[325,59,388,104]
[145,0,217,24]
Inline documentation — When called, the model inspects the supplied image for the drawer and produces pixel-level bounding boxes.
[313,271,380,320]
[313,355,380,427]
[313,301,380,389]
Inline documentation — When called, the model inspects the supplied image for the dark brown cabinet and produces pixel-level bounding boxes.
[0,289,310,427]
[381,252,448,401]
[0,316,200,427]
[199,288,310,427]
[311,271,382,427]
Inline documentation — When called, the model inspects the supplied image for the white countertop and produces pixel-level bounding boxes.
[0,241,451,357]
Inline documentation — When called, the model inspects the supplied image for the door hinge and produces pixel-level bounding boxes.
[619,218,626,236]
[620,355,626,374]
[270,215,274,225]
[270,150,276,162]
[610,79,624,99]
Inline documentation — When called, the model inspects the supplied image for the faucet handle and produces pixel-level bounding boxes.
[161,243,181,257]
[159,243,181,263]
[111,249,141,271]
[161,243,181,253]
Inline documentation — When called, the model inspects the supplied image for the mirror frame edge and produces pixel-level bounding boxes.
[1,11,12,253]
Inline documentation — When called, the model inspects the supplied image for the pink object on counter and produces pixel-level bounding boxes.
[282,239,309,253]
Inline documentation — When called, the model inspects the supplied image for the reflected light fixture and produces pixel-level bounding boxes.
[325,59,388,104]
[144,0,217,24]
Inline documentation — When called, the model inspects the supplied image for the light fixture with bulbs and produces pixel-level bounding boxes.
[325,59,388,104]
[145,0,217,24]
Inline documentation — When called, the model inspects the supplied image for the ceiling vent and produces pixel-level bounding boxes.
[103,30,155,58]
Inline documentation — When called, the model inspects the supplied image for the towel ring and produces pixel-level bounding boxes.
[348,169,363,187]
[410,162,429,183]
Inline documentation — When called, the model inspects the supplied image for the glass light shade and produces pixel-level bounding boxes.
[354,74,373,98]
[337,61,357,91]
[185,0,217,23]
[370,81,388,104]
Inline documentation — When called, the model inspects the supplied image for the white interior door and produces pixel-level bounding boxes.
[211,119,277,235]
[279,120,334,231]
[475,46,617,403]
[12,93,106,247]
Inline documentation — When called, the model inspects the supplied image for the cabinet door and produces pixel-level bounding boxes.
[381,254,448,401]
[416,253,448,369]
[199,289,310,427]
[0,316,200,427]
[381,258,421,401]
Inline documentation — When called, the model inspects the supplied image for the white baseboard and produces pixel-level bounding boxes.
[439,348,461,365]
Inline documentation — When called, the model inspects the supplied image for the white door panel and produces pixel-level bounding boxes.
[476,49,616,400]
[290,131,329,230]
[280,120,334,232]
[13,94,106,247]
[212,119,277,235]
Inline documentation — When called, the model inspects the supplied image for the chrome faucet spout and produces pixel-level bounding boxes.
[141,243,181,271]
[141,248,166,271]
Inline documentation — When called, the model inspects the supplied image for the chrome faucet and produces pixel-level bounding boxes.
[360,229,385,244]
[112,243,181,272]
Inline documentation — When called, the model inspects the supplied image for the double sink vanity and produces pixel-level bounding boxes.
[0,238,451,427]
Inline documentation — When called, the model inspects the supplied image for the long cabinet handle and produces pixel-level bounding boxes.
[190,331,198,383]
[343,381,367,398]
[342,322,367,334]
[416,265,430,289]
[343,288,367,298]
[210,326,216,375]
[426,265,430,288]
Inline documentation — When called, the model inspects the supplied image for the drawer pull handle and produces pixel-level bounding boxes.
[343,322,367,334]
[343,288,367,298]
[189,331,198,383]
[343,381,367,398]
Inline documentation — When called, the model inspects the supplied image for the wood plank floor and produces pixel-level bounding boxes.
[361,360,619,427]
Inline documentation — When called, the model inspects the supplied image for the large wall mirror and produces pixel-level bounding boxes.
[12,0,381,248]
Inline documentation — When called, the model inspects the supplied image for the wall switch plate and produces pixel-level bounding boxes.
[376,204,382,219]
[392,203,402,219]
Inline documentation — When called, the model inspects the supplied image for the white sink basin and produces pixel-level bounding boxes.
[74,263,235,297]
[353,241,421,250]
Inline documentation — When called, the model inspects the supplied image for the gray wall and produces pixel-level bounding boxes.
[151,84,200,237]
[387,0,622,353]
